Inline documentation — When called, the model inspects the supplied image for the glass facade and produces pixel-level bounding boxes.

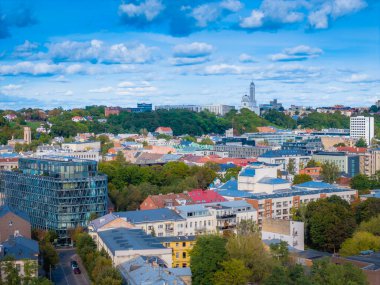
[0,157,108,239]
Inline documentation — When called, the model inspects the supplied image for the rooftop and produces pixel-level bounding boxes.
[259,149,309,158]
[0,205,30,223]
[345,252,380,270]
[295,181,336,189]
[156,235,197,243]
[98,228,166,255]
[1,236,39,261]
[258,177,290,185]
[116,208,185,224]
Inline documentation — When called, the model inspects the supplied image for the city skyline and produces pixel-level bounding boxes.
[0,0,379,109]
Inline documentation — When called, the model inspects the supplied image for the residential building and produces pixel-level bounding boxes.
[0,157,18,171]
[214,166,358,226]
[118,256,191,285]
[299,167,321,178]
[261,218,304,250]
[0,236,39,280]
[155,127,173,136]
[258,150,311,173]
[95,228,172,267]
[350,116,375,145]
[200,105,235,116]
[214,144,272,158]
[88,213,135,237]
[105,107,121,117]
[116,208,186,237]
[312,151,360,177]
[62,141,101,152]
[0,157,108,240]
[281,138,323,154]
[158,235,196,268]
[0,205,31,243]
[245,132,297,146]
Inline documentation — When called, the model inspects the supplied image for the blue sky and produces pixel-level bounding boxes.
[0,0,379,109]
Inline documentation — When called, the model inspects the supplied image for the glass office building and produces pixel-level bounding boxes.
[0,156,108,240]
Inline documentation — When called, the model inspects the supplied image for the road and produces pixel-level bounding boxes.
[52,248,91,285]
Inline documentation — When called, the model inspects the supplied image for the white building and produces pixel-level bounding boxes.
[240,81,260,115]
[257,150,311,174]
[62,141,101,152]
[95,228,172,267]
[200,105,235,116]
[350,116,374,145]
[262,218,304,251]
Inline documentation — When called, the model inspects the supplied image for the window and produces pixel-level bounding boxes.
[175,252,180,258]
[183,252,186,258]
[182,263,187,268]
[182,242,186,247]
[176,242,179,247]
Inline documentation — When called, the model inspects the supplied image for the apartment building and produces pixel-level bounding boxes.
[312,151,360,177]
[258,150,311,173]
[350,116,375,145]
[157,235,196,268]
[214,144,272,158]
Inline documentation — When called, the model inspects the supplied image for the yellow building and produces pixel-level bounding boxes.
[158,236,196,268]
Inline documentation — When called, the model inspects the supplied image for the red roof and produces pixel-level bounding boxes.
[336,146,367,154]
[156,127,173,132]
[188,189,227,204]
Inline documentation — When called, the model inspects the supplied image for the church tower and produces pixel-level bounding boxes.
[250,81,257,107]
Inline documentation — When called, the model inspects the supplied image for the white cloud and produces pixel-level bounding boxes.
[270,45,323,61]
[240,10,264,28]
[173,42,213,58]
[1,84,22,90]
[192,4,221,27]
[0,62,62,76]
[116,81,157,95]
[202,64,245,75]
[341,73,377,83]
[43,40,155,64]
[220,0,243,12]
[118,81,135,88]
[89,87,114,93]
[119,0,164,21]
[239,53,257,63]
[169,57,209,66]
[308,0,367,29]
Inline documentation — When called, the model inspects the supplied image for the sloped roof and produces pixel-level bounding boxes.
[143,193,194,209]
[117,208,185,224]
[2,236,39,261]
[0,205,30,223]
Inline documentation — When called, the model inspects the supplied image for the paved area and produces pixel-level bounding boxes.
[52,248,91,285]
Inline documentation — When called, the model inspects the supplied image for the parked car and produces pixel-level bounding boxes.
[71,260,78,270]
[73,267,81,274]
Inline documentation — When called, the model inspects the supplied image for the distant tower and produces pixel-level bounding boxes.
[250,81,257,107]
[24,127,31,144]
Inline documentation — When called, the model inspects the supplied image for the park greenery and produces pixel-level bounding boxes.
[350,171,380,194]
[75,232,122,285]
[99,160,218,210]
[190,220,369,285]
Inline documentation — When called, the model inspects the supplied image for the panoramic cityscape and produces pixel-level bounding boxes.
[0,0,379,285]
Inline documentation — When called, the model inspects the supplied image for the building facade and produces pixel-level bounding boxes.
[0,157,108,240]
[158,235,196,268]
[350,116,375,145]
[312,151,360,177]
[240,81,260,115]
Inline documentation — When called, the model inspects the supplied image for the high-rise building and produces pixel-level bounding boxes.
[350,116,375,145]
[0,157,108,240]
[240,81,260,115]
[23,127,32,144]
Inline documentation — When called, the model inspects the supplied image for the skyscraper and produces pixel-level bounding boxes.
[240,81,259,115]
[350,116,374,145]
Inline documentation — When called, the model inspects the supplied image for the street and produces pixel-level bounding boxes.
[52,248,91,285]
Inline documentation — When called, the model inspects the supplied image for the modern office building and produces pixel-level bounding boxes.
[281,138,323,154]
[245,132,298,146]
[0,157,108,240]
[350,116,375,145]
[312,151,360,177]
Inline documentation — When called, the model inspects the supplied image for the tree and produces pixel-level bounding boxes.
[213,259,251,285]
[263,265,312,285]
[355,137,368,148]
[190,235,227,285]
[311,258,368,285]
[270,241,289,265]
[236,220,259,236]
[358,214,380,236]
[226,231,274,282]
[340,231,380,256]
[305,196,356,252]
[350,174,372,194]
[0,256,21,285]
[306,159,319,168]
[287,158,296,175]
[370,105,378,113]
[320,161,340,184]
[222,166,241,182]
[263,109,297,129]
[40,241,59,272]
[199,137,214,145]
[354,198,380,223]
[293,174,312,185]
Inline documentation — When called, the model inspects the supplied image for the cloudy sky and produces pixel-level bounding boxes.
[0,0,379,109]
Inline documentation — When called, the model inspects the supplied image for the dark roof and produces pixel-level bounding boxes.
[116,208,185,224]
[1,236,39,261]
[98,228,166,255]
[345,252,380,270]
[295,249,331,260]
[0,205,30,223]
[259,149,309,158]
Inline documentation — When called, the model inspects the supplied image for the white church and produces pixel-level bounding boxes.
[240,81,260,115]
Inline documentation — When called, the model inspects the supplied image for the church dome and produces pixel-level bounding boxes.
[241,94,250,102]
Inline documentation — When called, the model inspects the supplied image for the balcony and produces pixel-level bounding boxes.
[216,213,236,219]
[165,227,174,233]
[217,224,236,230]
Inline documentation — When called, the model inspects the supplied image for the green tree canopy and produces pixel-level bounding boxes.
[354,198,380,224]
[340,231,380,256]
[358,214,380,236]
[350,174,372,194]
[355,137,368,148]
[293,174,313,185]
[190,235,227,285]
[213,259,251,285]
[320,161,340,184]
